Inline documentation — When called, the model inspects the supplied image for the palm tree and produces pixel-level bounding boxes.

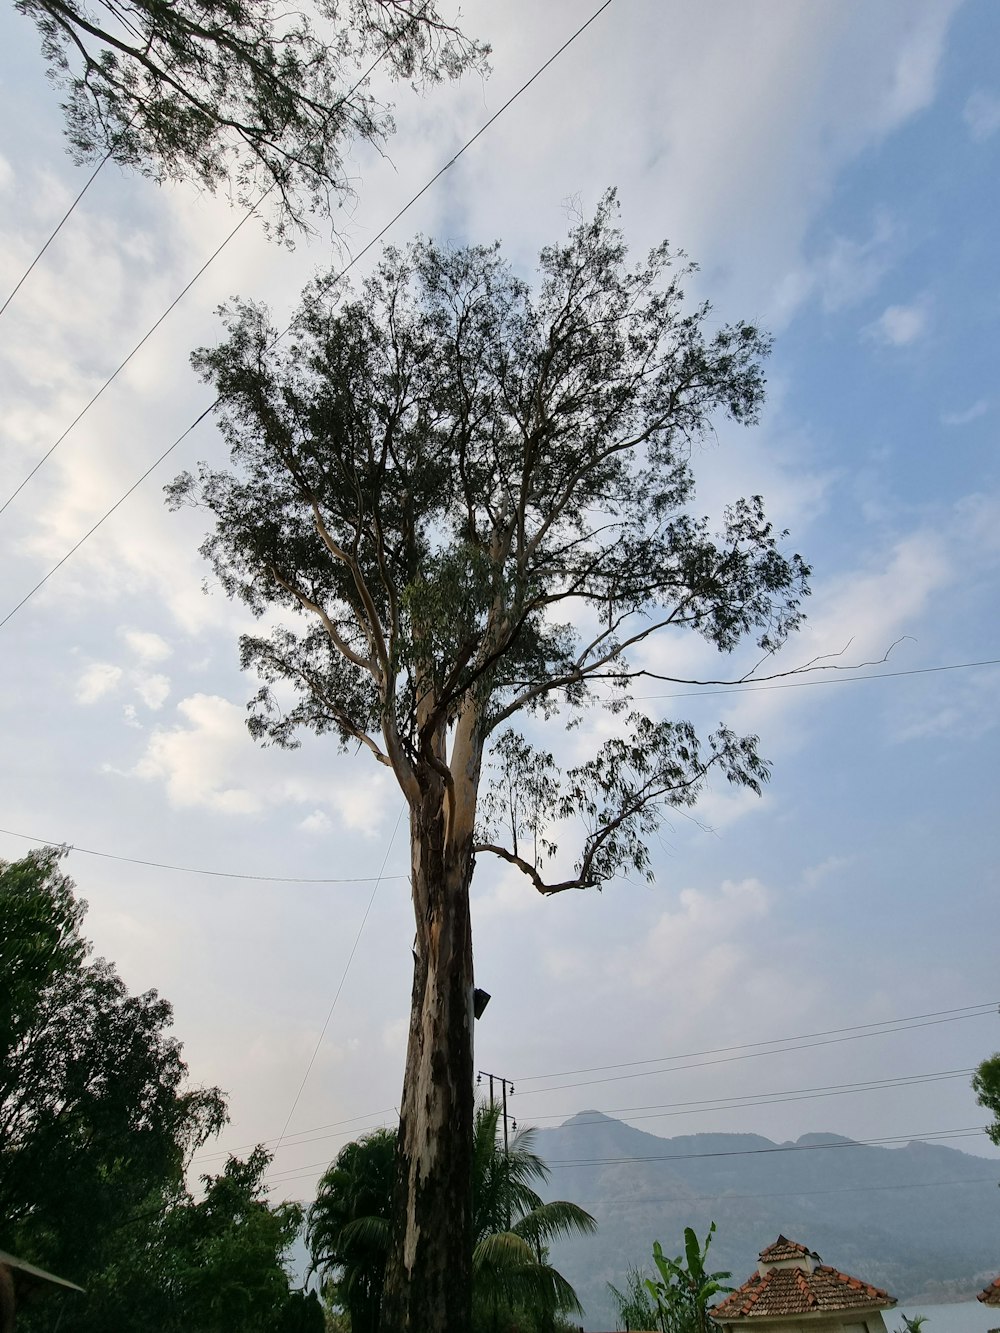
[307,1106,595,1333]
[305,1127,395,1333]
[471,1099,597,1333]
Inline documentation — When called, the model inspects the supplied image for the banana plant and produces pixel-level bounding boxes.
[644,1222,732,1333]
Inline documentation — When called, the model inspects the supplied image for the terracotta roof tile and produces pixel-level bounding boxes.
[979,1276,1000,1307]
[712,1239,895,1322]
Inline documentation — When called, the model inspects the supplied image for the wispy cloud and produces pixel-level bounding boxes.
[963,89,1000,142]
[941,398,989,427]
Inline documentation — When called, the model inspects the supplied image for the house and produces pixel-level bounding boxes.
[0,1250,83,1332]
[978,1274,1000,1333]
[711,1235,896,1333]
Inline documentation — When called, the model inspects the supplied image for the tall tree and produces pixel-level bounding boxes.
[15,0,487,236]
[170,191,810,1330]
[0,848,227,1284]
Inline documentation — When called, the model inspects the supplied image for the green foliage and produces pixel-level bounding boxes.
[608,1264,661,1332]
[973,1055,1000,1147]
[308,1127,396,1333]
[72,1148,321,1333]
[895,1316,928,1333]
[641,1223,731,1333]
[172,191,809,896]
[0,848,227,1284]
[307,1105,596,1333]
[16,0,487,237]
[1,848,314,1332]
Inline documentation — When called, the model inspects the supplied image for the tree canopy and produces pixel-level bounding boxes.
[2,848,318,1332]
[16,0,487,235]
[973,1054,1000,1147]
[172,191,810,1331]
[0,847,226,1282]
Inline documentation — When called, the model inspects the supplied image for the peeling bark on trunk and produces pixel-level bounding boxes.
[382,774,477,1333]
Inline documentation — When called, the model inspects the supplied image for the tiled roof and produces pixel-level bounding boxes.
[712,1238,895,1322]
[979,1276,1000,1308]
[758,1237,818,1264]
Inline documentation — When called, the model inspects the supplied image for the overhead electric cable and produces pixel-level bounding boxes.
[525,1067,975,1126]
[544,1125,988,1168]
[0,0,615,627]
[0,147,116,321]
[627,657,1000,701]
[271,805,404,1153]
[515,1002,997,1082]
[0,823,408,883]
[516,1011,997,1097]
[257,1125,990,1185]
[280,1172,999,1201]
[542,1177,1000,1208]
[198,1065,975,1165]
[0,37,396,520]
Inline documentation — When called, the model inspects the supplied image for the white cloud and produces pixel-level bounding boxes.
[963,89,1000,142]
[864,300,929,347]
[0,154,12,192]
[130,691,395,831]
[134,672,171,710]
[940,398,989,427]
[133,693,262,813]
[121,628,173,663]
[299,809,332,834]
[75,661,123,703]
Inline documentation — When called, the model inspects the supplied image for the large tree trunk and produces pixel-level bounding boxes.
[381,774,477,1333]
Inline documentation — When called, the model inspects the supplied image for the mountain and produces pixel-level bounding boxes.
[532,1112,1000,1330]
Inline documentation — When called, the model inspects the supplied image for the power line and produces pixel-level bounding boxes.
[626,657,1000,702]
[0,38,395,521]
[271,805,404,1153]
[0,0,616,628]
[515,1002,996,1081]
[524,1067,976,1127]
[0,147,115,321]
[545,1126,989,1169]
[260,1125,990,1189]
[0,824,408,884]
[193,1107,396,1164]
[201,1065,975,1168]
[514,1007,998,1097]
[209,1004,998,1152]
[551,1176,1000,1208]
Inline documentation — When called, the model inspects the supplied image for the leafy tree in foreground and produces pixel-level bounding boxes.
[0,848,227,1284]
[69,1147,322,1332]
[170,191,810,1330]
[16,0,486,236]
[973,1055,1000,1147]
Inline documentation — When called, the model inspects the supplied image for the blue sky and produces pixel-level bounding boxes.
[0,0,998,1206]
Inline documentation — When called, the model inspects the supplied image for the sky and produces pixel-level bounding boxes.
[1,0,999,1209]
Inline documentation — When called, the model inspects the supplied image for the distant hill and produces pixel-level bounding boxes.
[532,1112,1000,1330]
